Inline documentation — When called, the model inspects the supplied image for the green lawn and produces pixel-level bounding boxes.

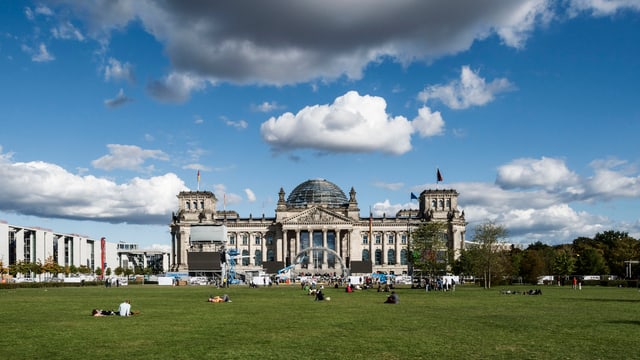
[1,284,639,359]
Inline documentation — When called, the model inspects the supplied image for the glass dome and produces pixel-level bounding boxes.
[286,179,348,208]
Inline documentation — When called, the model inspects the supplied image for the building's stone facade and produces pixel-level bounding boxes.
[169,179,466,278]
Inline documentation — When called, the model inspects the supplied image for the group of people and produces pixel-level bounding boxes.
[91,300,137,316]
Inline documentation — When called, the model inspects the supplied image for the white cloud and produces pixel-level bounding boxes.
[31,43,54,62]
[585,158,640,199]
[221,116,248,130]
[496,157,580,190]
[252,101,284,113]
[261,91,414,155]
[568,0,640,16]
[0,154,187,224]
[51,21,85,41]
[35,5,53,17]
[92,144,169,171]
[412,106,445,137]
[418,66,513,109]
[104,57,134,83]
[104,88,133,108]
[245,188,257,202]
[377,156,640,245]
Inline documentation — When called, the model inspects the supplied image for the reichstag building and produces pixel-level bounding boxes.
[169,179,466,280]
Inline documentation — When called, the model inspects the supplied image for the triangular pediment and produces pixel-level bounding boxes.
[281,206,353,225]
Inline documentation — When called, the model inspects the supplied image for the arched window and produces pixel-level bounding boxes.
[362,249,370,261]
[446,199,451,209]
[400,249,408,265]
[375,249,382,265]
[254,250,262,266]
[242,250,249,266]
[193,201,198,209]
[186,201,191,210]
[387,249,396,265]
[267,249,275,262]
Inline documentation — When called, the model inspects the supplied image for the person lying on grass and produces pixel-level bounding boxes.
[208,294,232,303]
[91,308,141,316]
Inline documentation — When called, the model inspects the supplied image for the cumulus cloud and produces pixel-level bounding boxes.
[418,66,514,109]
[0,152,187,224]
[53,0,554,97]
[104,57,134,83]
[92,144,169,171]
[412,106,445,137]
[584,158,640,199]
[104,88,133,108]
[496,157,580,190]
[261,91,414,155]
[380,156,640,245]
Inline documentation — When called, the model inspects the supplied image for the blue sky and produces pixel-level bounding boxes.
[1,1,639,250]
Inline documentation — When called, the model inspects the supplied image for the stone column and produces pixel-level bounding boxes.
[322,229,328,268]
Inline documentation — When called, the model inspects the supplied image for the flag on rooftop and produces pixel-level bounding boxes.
[437,168,443,183]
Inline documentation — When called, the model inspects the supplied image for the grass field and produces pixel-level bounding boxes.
[1,283,639,359]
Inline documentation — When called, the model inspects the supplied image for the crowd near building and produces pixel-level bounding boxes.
[0,221,168,281]
[170,179,466,282]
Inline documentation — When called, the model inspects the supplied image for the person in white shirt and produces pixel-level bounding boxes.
[118,300,131,316]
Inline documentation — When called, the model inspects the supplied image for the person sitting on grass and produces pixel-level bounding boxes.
[118,300,132,316]
[384,291,399,304]
[314,289,325,301]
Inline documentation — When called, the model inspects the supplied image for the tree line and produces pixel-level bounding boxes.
[0,255,161,281]
[411,221,640,288]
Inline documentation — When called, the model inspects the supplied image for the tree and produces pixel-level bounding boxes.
[30,261,43,281]
[114,266,124,276]
[452,249,475,277]
[575,248,608,275]
[594,231,640,277]
[41,256,62,278]
[9,260,32,277]
[471,221,508,289]
[519,249,546,284]
[410,222,449,279]
[553,247,575,283]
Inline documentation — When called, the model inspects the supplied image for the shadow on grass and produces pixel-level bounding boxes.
[606,320,640,326]
[559,297,640,303]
